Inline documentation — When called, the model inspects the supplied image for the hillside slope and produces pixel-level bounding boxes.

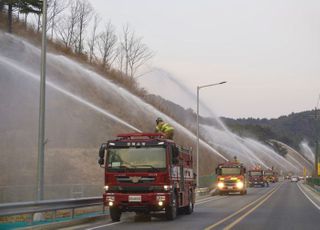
[222,110,320,151]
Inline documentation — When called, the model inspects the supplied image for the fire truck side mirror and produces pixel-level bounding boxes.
[215,168,219,175]
[98,144,106,166]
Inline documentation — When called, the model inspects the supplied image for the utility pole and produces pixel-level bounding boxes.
[37,0,48,201]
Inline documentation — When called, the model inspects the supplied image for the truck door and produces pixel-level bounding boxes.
[180,164,185,191]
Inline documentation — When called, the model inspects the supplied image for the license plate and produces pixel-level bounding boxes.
[228,186,233,189]
[128,195,141,202]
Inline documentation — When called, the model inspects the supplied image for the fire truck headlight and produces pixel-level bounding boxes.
[158,201,164,206]
[236,181,244,189]
[164,185,172,191]
[108,201,114,206]
[217,182,224,189]
[104,185,109,191]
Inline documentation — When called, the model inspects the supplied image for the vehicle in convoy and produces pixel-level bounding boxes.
[291,176,299,182]
[98,133,195,222]
[215,160,247,195]
[264,169,278,183]
[248,169,267,187]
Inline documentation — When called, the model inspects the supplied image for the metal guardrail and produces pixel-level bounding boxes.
[306,177,320,192]
[0,188,210,218]
[0,197,103,223]
[195,187,210,197]
[0,185,211,226]
[0,184,101,203]
[0,189,211,228]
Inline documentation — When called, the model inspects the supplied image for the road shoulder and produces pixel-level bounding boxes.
[297,181,320,211]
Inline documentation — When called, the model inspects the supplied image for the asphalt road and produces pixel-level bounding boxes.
[63,181,320,230]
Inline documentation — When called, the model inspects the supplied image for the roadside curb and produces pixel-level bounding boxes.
[298,182,320,209]
[302,182,320,196]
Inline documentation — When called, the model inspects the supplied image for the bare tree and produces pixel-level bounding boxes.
[119,24,154,78]
[120,24,132,76]
[116,44,125,75]
[98,21,118,69]
[47,0,68,40]
[76,0,93,54]
[56,0,79,49]
[127,37,154,78]
[87,13,100,63]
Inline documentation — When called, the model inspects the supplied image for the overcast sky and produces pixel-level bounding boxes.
[90,0,320,119]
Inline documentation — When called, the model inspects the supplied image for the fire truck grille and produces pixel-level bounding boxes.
[116,176,156,184]
[109,186,163,193]
[224,180,237,186]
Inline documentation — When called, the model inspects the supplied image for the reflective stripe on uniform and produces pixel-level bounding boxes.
[156,123,174,133]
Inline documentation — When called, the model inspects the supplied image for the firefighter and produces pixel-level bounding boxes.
[155,117,174,139]
[233,156,239,163]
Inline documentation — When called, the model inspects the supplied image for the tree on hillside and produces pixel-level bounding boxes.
[119,24,153,78]
[1,0,42,33]
[19,0,42,32]
[47,0,68,40]
[56,0,80,49]
[98,21,118,69]
[87,13,100,63]
[127,36,153,78]
[1,0,18,33]
[75,0,93,54]
[0,1,4,11]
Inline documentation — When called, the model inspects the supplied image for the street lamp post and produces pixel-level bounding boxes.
[37,0,48,201]
[315,96,320,178]
[196,81,227,188]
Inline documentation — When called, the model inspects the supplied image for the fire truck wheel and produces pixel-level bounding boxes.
[218,191,225,196]
[184,192,194,215]
[240,190,247,195]
[110,207,121,222]
[165,194,177,220]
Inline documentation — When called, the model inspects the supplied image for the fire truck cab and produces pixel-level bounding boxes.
[215,161,247,195]
[248,169,267,187]
[264,169,278,183]
[98,133,195,221]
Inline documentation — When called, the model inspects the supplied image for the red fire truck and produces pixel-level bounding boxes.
[98,133,195,221]
[248,169,267,187]
[264,169,278,183]
[215,160,247,195]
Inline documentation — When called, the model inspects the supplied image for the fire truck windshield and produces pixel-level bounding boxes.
[107,146,166,171]
[221,168,241,175]
[249,171,263,176]
[264,172,273,176]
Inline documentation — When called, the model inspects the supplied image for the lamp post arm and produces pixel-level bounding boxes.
[198,81,227,90]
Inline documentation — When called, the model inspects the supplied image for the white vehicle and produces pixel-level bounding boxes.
[291,176,298,182]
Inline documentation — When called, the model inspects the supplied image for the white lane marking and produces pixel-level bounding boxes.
[195,196,227,206]
[297,182,320,211]
[86,194,230,229]
[85,196,226,229]
[86,221,123,230]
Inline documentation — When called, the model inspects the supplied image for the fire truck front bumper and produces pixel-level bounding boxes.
[103,192,171,212]
[217,181,245,192]
[249,181,265,186]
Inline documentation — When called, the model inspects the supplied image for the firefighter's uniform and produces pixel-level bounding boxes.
[155,120,174,139]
